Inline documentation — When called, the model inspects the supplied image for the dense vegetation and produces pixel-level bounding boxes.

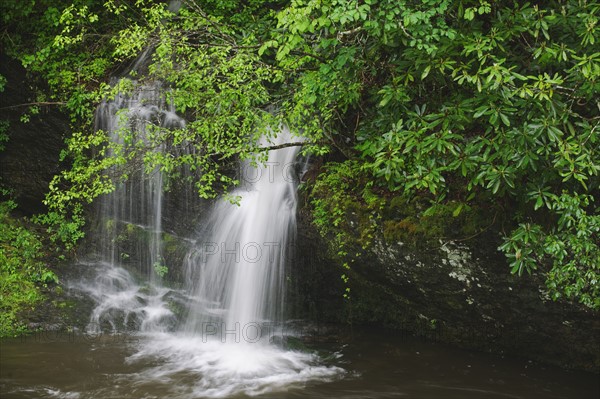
[0,0,598,334]
[0,198,58,336]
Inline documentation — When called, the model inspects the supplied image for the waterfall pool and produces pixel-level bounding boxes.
[1,327,597,398]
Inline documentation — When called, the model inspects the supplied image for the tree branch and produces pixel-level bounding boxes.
[0,102,66,110]
[254,141,326,152]
[337,26,364,40]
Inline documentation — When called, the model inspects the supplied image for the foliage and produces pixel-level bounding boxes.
[309,160,384,298]
[153,261,168,278]
[0,56,60,335]
[1,0,288,247]
[499,193,599,308]
[272,0,599,309]
[311,160,383,253]
[0,199,58,337]
[0,74,8,151]
[1,0,598,309]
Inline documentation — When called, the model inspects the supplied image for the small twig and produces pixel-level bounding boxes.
[337,26,363,40]
[439,210,498,248]
[398,21,414,40]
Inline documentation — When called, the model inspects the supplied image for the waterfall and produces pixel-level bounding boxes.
[72,97,343,396]
[73,73,187,333]
[123,129,344,396]
[94,81,185,281]
[183,128,299,339]
[69,8,344,393]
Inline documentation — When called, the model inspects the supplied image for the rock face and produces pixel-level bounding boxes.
[0,55,67,215]
[294,209,600,371]
[287,207,346,323]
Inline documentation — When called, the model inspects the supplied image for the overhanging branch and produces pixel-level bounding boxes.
[254,140,328,152]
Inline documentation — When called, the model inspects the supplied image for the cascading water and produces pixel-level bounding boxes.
[72,70,187,333]
[71,9,344,394]
[74,120,343,396]
[122,129,343,397]
[183,128,298,337]
[94,81,185,281]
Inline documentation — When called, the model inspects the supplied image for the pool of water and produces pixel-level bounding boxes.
[1,327,598,398]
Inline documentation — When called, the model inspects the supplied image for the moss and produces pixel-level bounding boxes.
[105,218,115,231]
[383,218,417,244]
[162,232,181,256]
[309,161,491,255]
[166,298,186,318]
[309,160,383,259]
[125,222,137,234]
[138,285,152,295]
[381,197,493,248]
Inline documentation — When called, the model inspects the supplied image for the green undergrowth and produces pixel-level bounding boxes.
[0,199,58,337]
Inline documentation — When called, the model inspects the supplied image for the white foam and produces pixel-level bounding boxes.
[125,334,345,397]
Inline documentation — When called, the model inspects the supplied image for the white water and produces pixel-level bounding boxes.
[124,334,343,398]
[94,81,185,281]
[72,260,177,333]
[73,78,186,333]
[120,128,345,397]
[73,58,344,396]
[184,128,298,335]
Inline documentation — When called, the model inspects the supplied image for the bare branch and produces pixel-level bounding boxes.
[0,102,66,111]
[254,141,323,152]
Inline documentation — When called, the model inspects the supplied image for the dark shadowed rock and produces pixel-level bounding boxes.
[293,207,600,371]
[0,55,67,215]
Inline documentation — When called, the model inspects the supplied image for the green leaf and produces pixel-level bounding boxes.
[421,65,431,80]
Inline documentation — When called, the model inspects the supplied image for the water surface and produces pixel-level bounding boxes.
[2,328,597,398]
